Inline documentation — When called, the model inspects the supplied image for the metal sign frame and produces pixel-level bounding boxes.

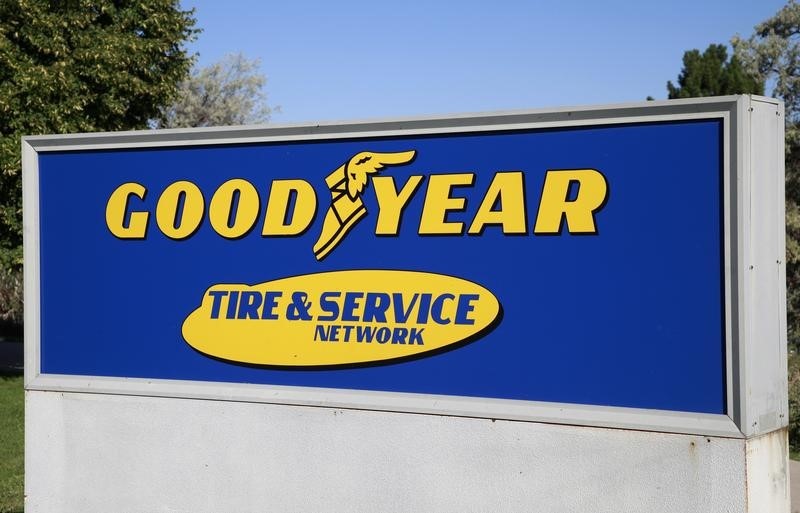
[22,95,787,438]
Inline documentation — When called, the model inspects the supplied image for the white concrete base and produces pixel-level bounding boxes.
[747,429,790,512]
[25,390,785,513]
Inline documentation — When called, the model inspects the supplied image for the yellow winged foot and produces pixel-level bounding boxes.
[312,150,416,260]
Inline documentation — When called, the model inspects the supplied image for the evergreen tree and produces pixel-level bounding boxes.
[667,44,763,99]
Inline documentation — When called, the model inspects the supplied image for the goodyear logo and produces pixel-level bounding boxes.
[182,270,500,366]
[105,150,608,367]
[105,150,609,259]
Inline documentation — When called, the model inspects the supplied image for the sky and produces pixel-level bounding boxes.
[181,0,788,124]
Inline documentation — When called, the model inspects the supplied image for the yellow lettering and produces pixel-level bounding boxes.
[156,181,205,240]
[418,174,475,235]
[262,179,317,236]
[533,169,608,234]
[208,179,260,239]
[373,175,424,235]
[105,182,148,239]
[467,171,526,235]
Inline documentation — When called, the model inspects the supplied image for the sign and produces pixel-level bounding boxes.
[23,97,791,513]
[28,116,724,415]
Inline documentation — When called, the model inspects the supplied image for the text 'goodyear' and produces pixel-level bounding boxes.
[105,150,609,260]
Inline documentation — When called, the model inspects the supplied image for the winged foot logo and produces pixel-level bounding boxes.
[313,150,416,260]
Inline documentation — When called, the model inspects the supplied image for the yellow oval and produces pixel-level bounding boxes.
[182,270,501,367]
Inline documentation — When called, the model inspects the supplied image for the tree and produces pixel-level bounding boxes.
[734,1,800,121]
[667,44,764,99]
[156,53,275,129]
[0,0,198,323]
[734,0,800,350]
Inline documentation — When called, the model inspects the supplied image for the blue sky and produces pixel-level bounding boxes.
[182,0,787,123]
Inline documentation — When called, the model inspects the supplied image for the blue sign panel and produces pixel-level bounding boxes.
[36,119,725,414]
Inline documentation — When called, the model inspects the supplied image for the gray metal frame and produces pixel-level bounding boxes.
[22,95,786,439]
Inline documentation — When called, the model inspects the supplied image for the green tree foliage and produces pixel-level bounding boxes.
[156,52,275,129]
[734,2,800,121]
[667,44,764,99]
[0,0,198,321]
[0,0,198,259]
[789,354,800,454]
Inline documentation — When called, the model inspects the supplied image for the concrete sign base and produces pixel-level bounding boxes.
[26,391,787,513]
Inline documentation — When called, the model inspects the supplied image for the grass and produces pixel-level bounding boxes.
[0,374,23,513]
